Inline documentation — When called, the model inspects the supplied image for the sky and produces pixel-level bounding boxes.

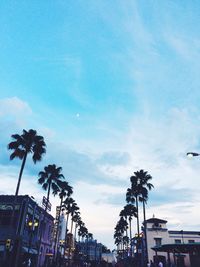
[1,0,200,249]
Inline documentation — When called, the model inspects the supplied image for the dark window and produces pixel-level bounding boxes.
[188,240,195,243]
[175,239,181,244]
[154,238,162,246]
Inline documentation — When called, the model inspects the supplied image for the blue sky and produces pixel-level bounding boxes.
[1,0,200,248]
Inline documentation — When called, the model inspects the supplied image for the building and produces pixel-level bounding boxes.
[52,207,67,258]
[145,216,200,267]
[0,195,54,267]
[76,239,102,262]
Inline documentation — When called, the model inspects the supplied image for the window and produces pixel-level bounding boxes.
[188,240,195,243]
[175,239,181,244]
[154,238,162,246]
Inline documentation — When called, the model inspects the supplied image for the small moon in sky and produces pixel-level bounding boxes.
[76,113,80,117]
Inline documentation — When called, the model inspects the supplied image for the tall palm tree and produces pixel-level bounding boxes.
[136,170,154,264]
[126,184,140,237]
[37,164,65,265]
[115,217,128,258]
[54,181,73,259]
[120,204,137,256]
[8,129,46,196]
[78,222,86,242]
[127,170,154,264]
[63,197,75,252]
[63,199,79,261]
[38,164,65,205]
[74,215,82,242]
[70,209,80,234]
[8,129,46,267]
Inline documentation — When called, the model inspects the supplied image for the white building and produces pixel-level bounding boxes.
[145,217,200,267]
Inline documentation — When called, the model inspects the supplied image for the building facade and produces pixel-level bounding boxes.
[76,239,102,262]
[0,195,54,267]
[145,217,200,267]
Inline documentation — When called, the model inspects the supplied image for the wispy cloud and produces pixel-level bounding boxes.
[0,97,32,117]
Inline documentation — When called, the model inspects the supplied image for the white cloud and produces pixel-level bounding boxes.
[0,97,32,117]
[164,33,200,61]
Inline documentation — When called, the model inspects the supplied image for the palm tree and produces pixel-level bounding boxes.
[115,217,128,258]
[63,199,79,262]
[137,170,154,264]
[37,164,65,264]
[7,129,46,267]
[70,209,80,235]
[8,129,46,196]
[54,181,73,259]
[63,197,75,252]
[78,222,86,242]
[74,215,82,242]
[126,185,140,237]
[127,170,154,264]
[120,204,137,256]
[38,164,65,205]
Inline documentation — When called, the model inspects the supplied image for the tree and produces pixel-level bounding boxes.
[37,164,65,264]
[114,217,128,258]
[137,170,154,264]
[8,129,46,196]
[63,197,75,248]
[54,180,73,260]
[73,215,82,241]
[120,204,137,256]
[127,170,154,264]
[38,164,65,204]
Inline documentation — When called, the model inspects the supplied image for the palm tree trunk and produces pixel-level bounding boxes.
[11,152,28,267]
[64,212,70,256]
[68,217,74,267]
[15,152,27,196]
[143,200,148,264]
[135,196,140,263]
[54,197,63,260]
[74,224,78,241]
[70,218,74,234]
[136,196,140,236]
[47,181,51,204]
[129,218,132,257]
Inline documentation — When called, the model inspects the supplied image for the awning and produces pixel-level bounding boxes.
[152,243,200,253]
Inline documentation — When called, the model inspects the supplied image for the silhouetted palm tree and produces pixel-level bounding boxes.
[120,204,137,255]
[127,170,154,264]
[8,129,46,196]
[74,215,82,242]
[70,209,80,234]
[54,181,73,259]
[38,164,65,205]
[137,170,154,264]
[115,217,128,258]
[63,197,75,251]
[126,185,140,237]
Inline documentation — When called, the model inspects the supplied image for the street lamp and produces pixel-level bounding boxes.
[187,152,200,158]
[27,220,39,255]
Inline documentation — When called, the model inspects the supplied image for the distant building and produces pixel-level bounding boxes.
[0,195,54,267]
[144,216,200,267]
[76,239,102,262]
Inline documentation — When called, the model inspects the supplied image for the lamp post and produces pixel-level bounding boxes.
[186,152,200,158]
[27,220,39,255]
